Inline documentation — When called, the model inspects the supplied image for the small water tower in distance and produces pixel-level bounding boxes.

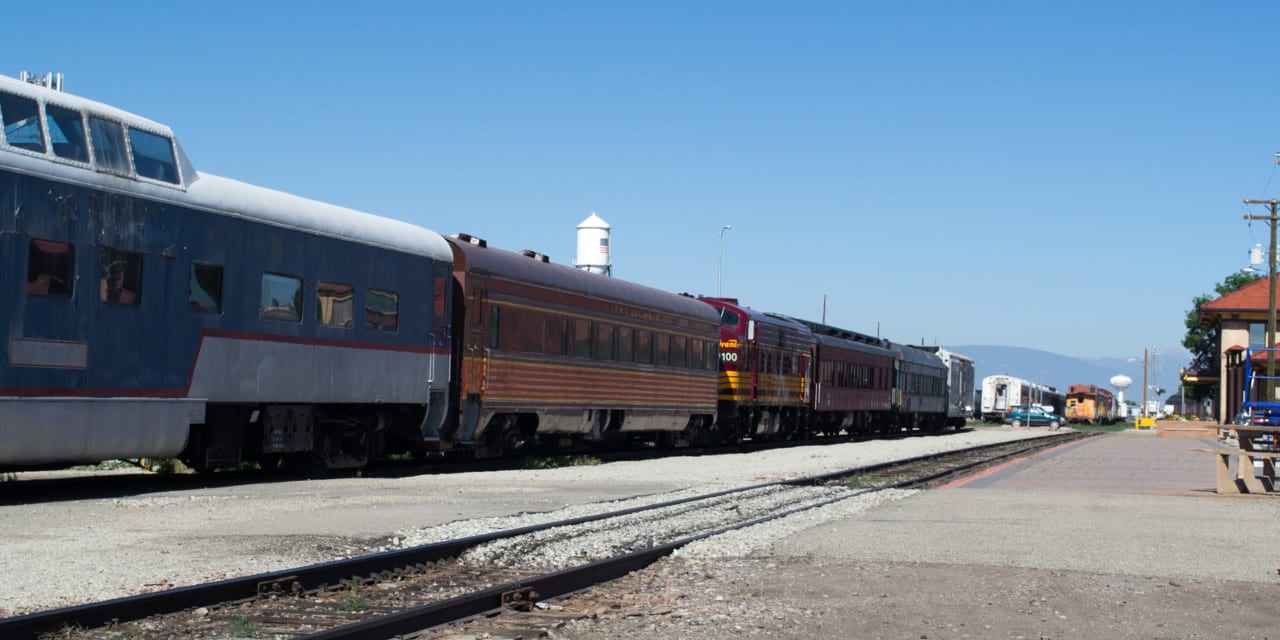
[574,212,611,276]
[1110,374,1133,418]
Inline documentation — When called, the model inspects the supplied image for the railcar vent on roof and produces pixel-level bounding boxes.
[519,249,550,263]
[452,233,487,248]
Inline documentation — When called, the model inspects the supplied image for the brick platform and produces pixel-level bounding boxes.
[1155,419,1221,439]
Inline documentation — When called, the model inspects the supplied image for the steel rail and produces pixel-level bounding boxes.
[0,431,1086,639]
[300,432,1090,640]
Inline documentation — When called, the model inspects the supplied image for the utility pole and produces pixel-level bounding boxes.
[1243,198,1280,402]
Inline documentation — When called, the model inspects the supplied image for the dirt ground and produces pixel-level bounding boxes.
[538,557,1279,640]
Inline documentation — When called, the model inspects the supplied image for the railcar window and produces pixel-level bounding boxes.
[99,248,142,305]
[672,335,687,368]
[0,92,44,152]
[636,329,653,364]
[719,308,739,327]
[88,116,129,175]
[655,333,670,367]
[547,317,568,355]
[596,324,614,360]
[128,127,179,184]
[189,263,223,313]
[261,273,303,323]
[366,289,399,332]
[617,326,634,362]
[317,282,354,327]
[573,319,592,358]
[46,104,88,162]
[26,239,73,296]
[690,339,704,370]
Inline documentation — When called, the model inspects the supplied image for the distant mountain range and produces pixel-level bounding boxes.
[948,345,1191,406]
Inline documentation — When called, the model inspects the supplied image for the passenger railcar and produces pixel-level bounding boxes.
[776,316,894,435]
[891,343,949,431]
[916,346,974,428]
[0,73,454,472]
[445,234,720,457]
[699,298,812,441]
[980,374,1062,422]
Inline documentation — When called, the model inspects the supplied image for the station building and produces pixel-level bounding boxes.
[1191,275,1280,423]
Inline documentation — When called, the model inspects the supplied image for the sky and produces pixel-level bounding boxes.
[10,1,1279,363]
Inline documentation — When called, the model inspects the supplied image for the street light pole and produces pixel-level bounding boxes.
[718,225,732,296]
[1244,199,1280,402]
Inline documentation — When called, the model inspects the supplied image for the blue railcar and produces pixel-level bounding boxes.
[0,73,453,471]
[891,342,949,430]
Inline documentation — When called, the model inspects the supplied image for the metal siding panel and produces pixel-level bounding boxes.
[0,398,195,464]
[188,336,440,403]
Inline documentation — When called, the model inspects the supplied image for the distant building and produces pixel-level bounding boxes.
[1193,276,1279,423]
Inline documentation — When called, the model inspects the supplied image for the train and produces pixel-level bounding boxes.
[1064,384,1116,425]
[979,374,1064,422]
[0,73,973,472]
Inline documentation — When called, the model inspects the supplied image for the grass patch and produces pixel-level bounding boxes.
[228,615,257,638]
[338,579,368,612]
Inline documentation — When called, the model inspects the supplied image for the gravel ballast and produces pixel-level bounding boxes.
[7,426,1276,640]
[0,429,1043,617]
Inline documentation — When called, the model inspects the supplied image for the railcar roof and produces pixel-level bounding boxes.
[448,236,720,323]
[892,342,947,369]
[813,331,893,357]
[701,298,808,330]
[0,74,452,263]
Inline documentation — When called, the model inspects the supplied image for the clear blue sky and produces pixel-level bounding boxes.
[13,1,1279,361]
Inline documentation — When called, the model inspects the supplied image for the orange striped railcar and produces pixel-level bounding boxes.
[698,298,813,441]
[445,234,720,456]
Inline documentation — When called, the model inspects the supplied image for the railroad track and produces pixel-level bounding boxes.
[2,431,1089,639]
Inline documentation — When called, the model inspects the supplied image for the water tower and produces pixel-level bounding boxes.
[1110,374,1133,418]
[574,213,611,276]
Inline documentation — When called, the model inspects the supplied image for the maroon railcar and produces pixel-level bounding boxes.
[804,324,896,434]
[446,235,720,456]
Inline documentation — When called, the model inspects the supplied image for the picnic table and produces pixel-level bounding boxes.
[1192,425,1280,494]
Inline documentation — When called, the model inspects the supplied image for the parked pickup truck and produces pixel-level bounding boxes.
[1002,405,1065,429]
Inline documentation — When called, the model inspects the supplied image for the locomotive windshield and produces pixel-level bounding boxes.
[719,307,740,327]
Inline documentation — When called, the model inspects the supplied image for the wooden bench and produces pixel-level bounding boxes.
[1190,448,1280,494]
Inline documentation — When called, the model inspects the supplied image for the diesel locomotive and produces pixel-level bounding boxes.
[0,73,972,472]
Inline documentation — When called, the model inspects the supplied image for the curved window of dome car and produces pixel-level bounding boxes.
[46,104,88,162]
[88,116,129,175]
[128,127,179,184]
[99,248,142,305]
[0,91,44,152]
[261,273,303,323]
[26,238,73,296]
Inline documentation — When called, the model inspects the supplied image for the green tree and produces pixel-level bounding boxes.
[1182,271,1263,400]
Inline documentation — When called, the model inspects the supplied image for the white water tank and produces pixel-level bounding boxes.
[574,212,611,276]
